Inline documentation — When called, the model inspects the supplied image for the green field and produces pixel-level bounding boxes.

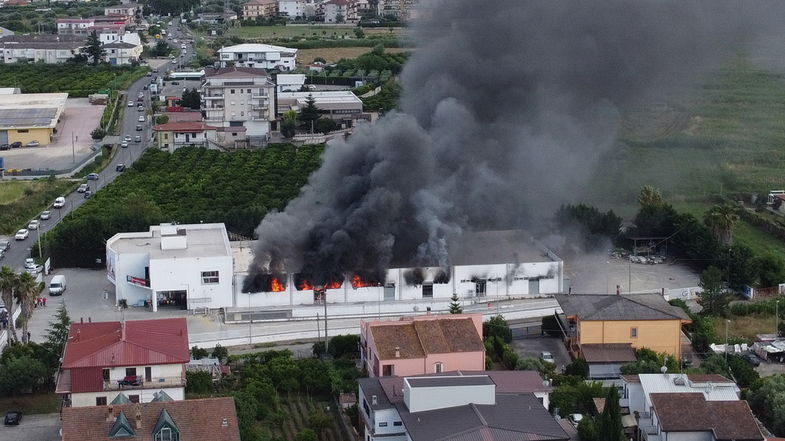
[0,65,148,97]
[0,393,59,415]
[0,179,77,234]
[0,181,35,205]
[227,24,405,40]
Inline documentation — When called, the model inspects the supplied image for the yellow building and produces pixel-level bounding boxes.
[554,294,691,378]
[242,0,277,18]
[0,92,68,146]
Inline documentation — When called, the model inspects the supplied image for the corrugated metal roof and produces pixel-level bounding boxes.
[69,367,104,393]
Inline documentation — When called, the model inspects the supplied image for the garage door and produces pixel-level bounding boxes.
[0,130,7,144]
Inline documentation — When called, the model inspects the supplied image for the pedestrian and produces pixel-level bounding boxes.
[27,331,31,342]
[42,297,46,307]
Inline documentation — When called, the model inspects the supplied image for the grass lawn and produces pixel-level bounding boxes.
[0,393,60,415]
[0,179,77,234]
[713,313,778,342]
[297,46,408,64]
[228,25,405,40]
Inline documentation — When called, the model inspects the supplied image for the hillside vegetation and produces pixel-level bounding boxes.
[45,145,324,267]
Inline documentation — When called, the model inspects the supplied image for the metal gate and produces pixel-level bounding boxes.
[529,279,540,295]
[384,284,395,301]
[0,130,7,144]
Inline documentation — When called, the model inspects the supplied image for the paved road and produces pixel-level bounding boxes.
[0,21,195,277]
[0,413,61,441]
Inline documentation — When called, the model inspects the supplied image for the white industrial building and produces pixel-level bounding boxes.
[234,229,564,308]
[106,223,233,312]
[217,43,297,70]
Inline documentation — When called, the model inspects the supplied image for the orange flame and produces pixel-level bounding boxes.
[297,279,313,291]
[325,279,343,289]
[351,274,375,289]
[271,277,285,292]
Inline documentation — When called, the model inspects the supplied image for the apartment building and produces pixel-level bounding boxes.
[104,41,142,65]
[242,0,277,18]
[55,318,190,408]
[278,0,305,18]
[323,0,358,23]
[217,43,297,70]
[202,66,276,140]
[104,3,140,19]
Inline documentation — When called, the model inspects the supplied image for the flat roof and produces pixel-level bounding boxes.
[218,43,297,54]
[407,376,494,388]
[109,223,231,259]
[0,93,68,129]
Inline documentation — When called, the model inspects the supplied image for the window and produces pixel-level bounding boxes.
[630,327,638,338]
[202,271,219,284]
[17,129,28,133]
[129,394,140,403]
[379,422,388,427]
[103,368,110,381]
[155,427,179,441]
[96,396,107,406]
[382,364,393,377]
[434,362,443,373]
[230,89,235,94]
[422,283,433,298]
[247,89,251,93]
[126,367,137,377]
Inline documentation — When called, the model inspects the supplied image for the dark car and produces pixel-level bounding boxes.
[9,142,21,148]
[0,144,9,151]
[743,352,762,366]
[118,375,141,387]
[4,411,21,425]
[86,173,100,181]
[83,190,92,199]
[116,164,126,172]
[136,124,143,131]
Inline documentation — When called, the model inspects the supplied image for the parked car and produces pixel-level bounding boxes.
[0,144,9,151]
[84,190,92,199]
[53,196,66,208]
[24,258,42,274]
[77,183,89,193]
[0,240,10,251]
[128,100,134,107]
[540,351,555,363]
[138,92,144,99]
[743,352,762,366]
[116,163,126,172]
[118,375,141,387]
[86,173,99,181]
[40,210,51,220]
[14,229,28,240]
[10,141,21,148]
[120,142,129,148]
[136,124,143,131]
[568,414,583,427]
[124,135,132,142]
[4,410,21,425]
[138,115,145,122]
[134,135,141,143]
[27,220,39,230]
[26,140,40,147]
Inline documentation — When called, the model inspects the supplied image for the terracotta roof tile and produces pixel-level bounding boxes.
[581,343,637,363]
[650,393,763,441]
[370,316,483,360]
[61,397,241,441]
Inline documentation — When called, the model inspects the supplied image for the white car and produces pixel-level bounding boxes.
[124,135,132,142]
[568,414,584,427]
[138,115,145,122]
[40,211,51,220]
[15,229,28,240]
[540,351,555,363]
[77,183,89,193]
[24,258,42,274]
[53,196,66,208]
[27,220,39,230]
[128,100,134,107]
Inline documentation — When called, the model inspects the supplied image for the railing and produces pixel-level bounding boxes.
[104,376,185,391]
[203,95,223,100]
[251,94,268,99]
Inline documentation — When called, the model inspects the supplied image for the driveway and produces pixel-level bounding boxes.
[509,335,572,371]
[0,413,60,441]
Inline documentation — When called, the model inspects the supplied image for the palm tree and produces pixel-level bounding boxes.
[704,204,740,245]
[15,272,42,342]
[0,266,19,345]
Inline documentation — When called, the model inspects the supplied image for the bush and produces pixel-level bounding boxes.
[185,370,213,394]
[564,359,589,378]
[91,127,106,140]
[191,345,209,359]
[483,315,512,343]
[328,335,360,359]
[212,344,229,363]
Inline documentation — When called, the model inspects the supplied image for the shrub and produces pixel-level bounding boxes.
[185,370,213,394]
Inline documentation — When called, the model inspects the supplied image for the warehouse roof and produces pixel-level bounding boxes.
[0,34,85,49]
[554,293,690,321]
[0,92,68,130]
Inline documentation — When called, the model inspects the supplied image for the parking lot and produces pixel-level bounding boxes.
[0,413,60,441]
[509,335,572,371]
[2,98,104,173]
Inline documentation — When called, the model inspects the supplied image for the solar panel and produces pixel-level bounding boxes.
[0,107,58,127]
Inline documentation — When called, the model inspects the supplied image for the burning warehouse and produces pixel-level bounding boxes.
[233,230,563,309]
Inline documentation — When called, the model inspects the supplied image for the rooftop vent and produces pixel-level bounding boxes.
[673,376,686,386]
[371,395,377,405]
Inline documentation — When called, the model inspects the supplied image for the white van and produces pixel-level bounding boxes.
[53,196,66,208]
[49,275,66,296]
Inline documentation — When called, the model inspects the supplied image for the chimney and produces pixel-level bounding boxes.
[221,418,228,427]
[394,347,400,358]
[135,406,142,429]
[371,395,377,405]
[106,405,113,422]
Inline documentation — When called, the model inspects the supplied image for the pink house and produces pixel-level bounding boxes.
[360,314,485,377]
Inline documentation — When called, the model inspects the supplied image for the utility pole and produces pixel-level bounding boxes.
[36,227,42,262]
[323,288,328,353]
[71,132,75,163]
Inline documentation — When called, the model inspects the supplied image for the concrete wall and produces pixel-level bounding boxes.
[624,381,645,414]
[113,251,152,307]
[579,319,683,359]
[149,255,233,310]
[6,128,52,145]
[404,382,495,413]
[70,387,184,407]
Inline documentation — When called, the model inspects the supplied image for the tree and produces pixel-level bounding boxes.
[0,354,48,395]
[15,272,42,341]
[212,343,228,363]
[180,88,201,110]
[312,341,326,358]
[313,117,337,134]
[698,266,730,316]
[577,418,599,441]
[282,110,297,138]
[191,345,209,359]
[295,429,317,441]
[45,304,71,356]
[300,94,321,127]
[620,348,679,374]
[596,387,624,441]
[754,254,785,288]
[186,370,213,394]
[307,410,331,434]
[91,127,106,140]
[748,374,785,436]
[483,315,512,342]
[448,293,462,314]
[515,357,556,378]
[354,27,365,39]
[0,267,18,344]
[564,359,589,378]
[84,30,105,66]
[151,40,171,57]
[155,114,170,125]
[328,334,359,359]
[703,204,740,245]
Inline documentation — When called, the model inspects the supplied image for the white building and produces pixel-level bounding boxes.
[322,0,357,23]
[358,371,563,441]
[234,229,564,308]
[0,35,85,64]
[218,43,297,70]
[55,318,190,408]
[275,73,306,92]
[152,122,218,152]
[202,66,276,141]
[56,18,95,35]
[104,3,140,19]
[278,0,305,19]
[103,40,142,65]
[276,90,363,122]
[100,30,140,46]
[106,223,233,312]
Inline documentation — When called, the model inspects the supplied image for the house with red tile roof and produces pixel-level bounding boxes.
[648,393,763,441]
[360,314,485,377]
[61,397,240,441]
[56,318,190,408]
[152,121,218,152]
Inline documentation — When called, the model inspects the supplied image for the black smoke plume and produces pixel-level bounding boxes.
[244,0,782,291]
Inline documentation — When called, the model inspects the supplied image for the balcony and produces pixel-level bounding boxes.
[104,375,185,391]
[251,94,268,100]
[203,94,223,100]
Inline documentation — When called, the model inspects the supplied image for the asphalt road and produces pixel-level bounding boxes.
[0,21,195,276]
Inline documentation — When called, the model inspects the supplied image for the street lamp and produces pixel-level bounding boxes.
[776,300,780,336]
[725,319,731,363]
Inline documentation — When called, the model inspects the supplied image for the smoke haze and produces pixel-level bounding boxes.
[245,0,781,289]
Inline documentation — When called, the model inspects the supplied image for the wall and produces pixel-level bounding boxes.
[113,251,151,307]
[374,357,423,378]
[624,381,645,414]
[534,391,549,410]
[424,351,485,374]
[664,431,714,441]
[404,383,495,413]
[107,363,183,382]
[70,387,184,407]
[579,319,683,359]
[371,408,404,437]
[149,254,233,310]
[6,128,52,145]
